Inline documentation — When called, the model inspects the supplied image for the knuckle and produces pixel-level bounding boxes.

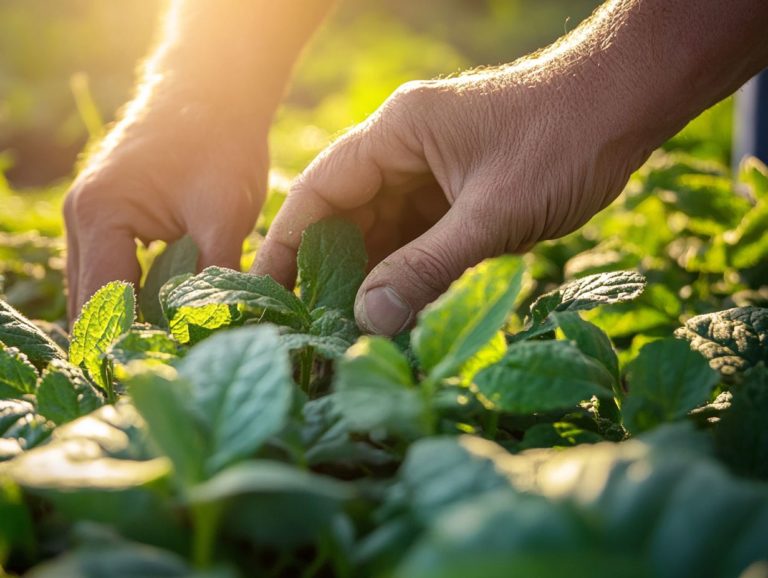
[400,244,454,296]
[65,182,101,226]
[387,80,437,117]
[64,171,126,230]
[62,191,77,226]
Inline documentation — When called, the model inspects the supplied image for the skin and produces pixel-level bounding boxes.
[65,0,768,333]
[64,0,335,320]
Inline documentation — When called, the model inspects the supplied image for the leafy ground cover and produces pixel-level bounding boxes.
[2,143,768,575]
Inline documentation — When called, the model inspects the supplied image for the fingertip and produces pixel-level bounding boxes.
[76,229,141,316]
[194,233,243,272]
[250,236,298,288]
[354,284,413,336]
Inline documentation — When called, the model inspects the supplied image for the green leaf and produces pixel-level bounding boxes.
[575,435,768,578]
[69,281,136,390]
[140,235,199,326]
[280,307,360,359]
[334,336,423,436]
[564,241,640,279]
[280,333,351,360]
[176,325,293,474]
[297,218,367,315]
[728,203,768,269]
[165,266,310,330]
[189,460,352,548]
[738,156,768,201]
[158,272,192,320]
[0,399,51,461]
[475,341,615,413]
[396,431,768,578]
[0,477,35,562]
[24,541,196,578]
[5,404,169,490]
[309,307,360,343]
[458,330,507,387]
[674,307,768,380]
[412,255,525,381]
[0,299,65,368]
[621,339,719,434]
[169,303,237,345]
[127,367,207,487]
[395,491,605,578]
[394,436,518,524]
[0,345,38,397]
[188,460,352,503]
[552,312,620,385]
[658,173,752,235]
[301,395,395,467]
[109,328,182,369]
[586,306,672,340]
[519,422,603,450]
[10,397,184,552]
[36,360,104,425]
[714,364,768,480]
[514,270,646,342]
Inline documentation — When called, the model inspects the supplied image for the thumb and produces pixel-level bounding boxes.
[354,199,497,336]
[253,82,431,287]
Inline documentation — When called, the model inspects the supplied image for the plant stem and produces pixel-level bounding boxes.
[420,377,438,435]
[301,537,328,578]
[191,502,222,569]
[300,347,314,394]
[100,360,116,404]
[484,411,499,440]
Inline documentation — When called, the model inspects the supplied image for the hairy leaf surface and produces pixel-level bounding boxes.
[69,282,135,390]
[674,306,768,379]
[0,345,38,397]
[165,267,310,330]
[514,270,646,342]
[0,299,64,368]
[281,307,359,359]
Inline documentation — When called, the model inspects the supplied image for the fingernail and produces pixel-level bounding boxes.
[357,286,412,336]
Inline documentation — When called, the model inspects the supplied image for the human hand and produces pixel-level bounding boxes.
[252,64,652,335]
[64,95,267,321]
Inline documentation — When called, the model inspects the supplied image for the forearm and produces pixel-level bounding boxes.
[511,0,768,162]
[144,0,336,117]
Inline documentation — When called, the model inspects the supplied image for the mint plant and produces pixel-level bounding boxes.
[1,197,768,576]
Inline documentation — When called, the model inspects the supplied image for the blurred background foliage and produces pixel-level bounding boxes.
[1,0,607,186]
[0,0,747,330]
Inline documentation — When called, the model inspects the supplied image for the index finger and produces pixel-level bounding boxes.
[251,106,431,287]
[63,195,81,327]
[250,127,387,287]
[74,222,141,318]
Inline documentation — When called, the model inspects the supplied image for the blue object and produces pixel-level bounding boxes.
[734,69,768,168]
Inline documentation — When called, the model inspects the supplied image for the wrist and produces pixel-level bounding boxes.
[566,0,768,161]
